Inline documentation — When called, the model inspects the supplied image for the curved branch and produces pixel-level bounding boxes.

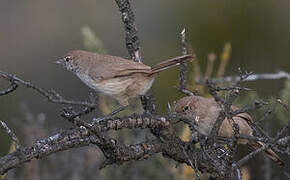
[0,114,172,175]
[0,71,98,107]
[0,128,92,175]
[0,80,18,96]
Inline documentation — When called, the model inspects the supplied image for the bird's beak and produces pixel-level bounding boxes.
[55,59,63,65]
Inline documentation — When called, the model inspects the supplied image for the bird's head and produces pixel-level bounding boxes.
[174,96,199,119]
[56,50,88,72]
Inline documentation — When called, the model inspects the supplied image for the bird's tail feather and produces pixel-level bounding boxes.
[248,140,285,167]
[150,54,194,75]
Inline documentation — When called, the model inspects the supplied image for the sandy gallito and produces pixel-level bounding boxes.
[56,50,193,106]
[174,95,284,167]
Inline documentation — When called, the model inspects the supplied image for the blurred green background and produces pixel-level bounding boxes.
[0,0,289,179]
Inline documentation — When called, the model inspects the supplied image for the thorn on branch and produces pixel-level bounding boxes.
[0,120,21,149]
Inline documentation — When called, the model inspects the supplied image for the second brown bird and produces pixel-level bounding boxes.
[174,95,284,167]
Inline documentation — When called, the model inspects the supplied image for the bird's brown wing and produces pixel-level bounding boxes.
[87,53,151,81]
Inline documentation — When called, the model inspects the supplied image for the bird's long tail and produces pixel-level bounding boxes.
[248,140,285,167]
[150,54,194,75]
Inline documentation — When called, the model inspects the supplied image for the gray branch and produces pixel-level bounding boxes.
[196,70,290,84]
[0,71,98,108]
[114,0,141,62]
[0,120,20,149]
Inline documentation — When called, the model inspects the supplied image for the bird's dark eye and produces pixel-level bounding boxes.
[64,56,71,62]
[183,105,189,112]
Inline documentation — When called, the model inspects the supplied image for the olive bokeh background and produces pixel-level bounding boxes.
[0,0,289,179]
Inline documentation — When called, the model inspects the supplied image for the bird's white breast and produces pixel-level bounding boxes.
[75,71,155,100]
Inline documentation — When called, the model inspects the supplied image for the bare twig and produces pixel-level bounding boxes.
[174,85,195,96]
[0,79,18,96]
[234,134,289,169]
[178,28,196,96]
[179,28,188,90]
[0,71,98,108]
[207,86,251,92]
[277,99,290,112]
[177,28,195,96]
[196,70,290,84]
[209,69,252,137]
[231,163,242,180]
[235,143,270,168]
[181,145,200,180]
[114,0,141,62]
[255,109,273,124]
[0,120,20,149]
[179,88,195,96]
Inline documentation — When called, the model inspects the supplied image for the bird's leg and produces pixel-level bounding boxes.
[109,105,128,116]
[93,105,128,123]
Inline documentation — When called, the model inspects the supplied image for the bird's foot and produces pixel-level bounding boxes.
[93,105,128,124]
[109,105,127,116]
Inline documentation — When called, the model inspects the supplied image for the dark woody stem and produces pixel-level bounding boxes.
[114,0,141,63]
[114,0,157,114]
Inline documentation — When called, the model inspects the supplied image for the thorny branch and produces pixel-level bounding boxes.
[0,69,289,178]
[209,68,253,137]
[0,114,170,175]
[190,68,289,178]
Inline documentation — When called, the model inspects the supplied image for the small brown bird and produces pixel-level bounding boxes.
[174,96,284,167]
[56,50,193,106]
